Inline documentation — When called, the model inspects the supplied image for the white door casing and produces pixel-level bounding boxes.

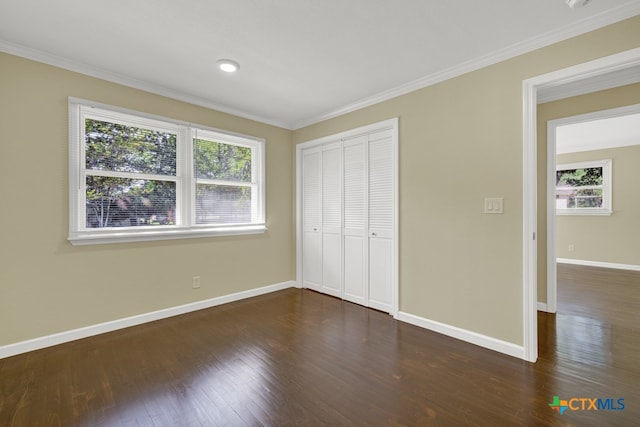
[522,47,640,363]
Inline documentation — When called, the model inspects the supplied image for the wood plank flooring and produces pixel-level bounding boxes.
[1,265,638,426]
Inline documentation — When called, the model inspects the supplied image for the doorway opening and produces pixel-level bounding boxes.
[546,104,640,314]
[522,47,640,362]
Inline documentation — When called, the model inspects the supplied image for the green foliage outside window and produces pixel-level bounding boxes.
[84,121,255,228]
[556,167,602,186]
[85,119,177,228]
[556,166,604,209]
[194,138,253,224]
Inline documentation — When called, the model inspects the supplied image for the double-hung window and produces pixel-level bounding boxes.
[556,159,612,216]
[69,98,265,245]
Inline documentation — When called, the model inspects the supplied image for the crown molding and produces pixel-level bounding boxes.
[0,40,291,130]
[291,1,640,129]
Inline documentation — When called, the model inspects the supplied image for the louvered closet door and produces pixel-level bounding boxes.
[321,143,342,297]
[302,148,322,291]
[342,135,367,306]
[368,130,394,313]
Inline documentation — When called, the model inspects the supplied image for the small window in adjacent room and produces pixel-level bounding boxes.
[68,98,265,245]
[556,159,612,215]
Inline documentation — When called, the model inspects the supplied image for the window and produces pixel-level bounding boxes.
[69,98,265,245]
[556,159,611,215]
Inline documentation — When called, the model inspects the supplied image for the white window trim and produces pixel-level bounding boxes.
[68,97,266,245]
[556,159,612,216]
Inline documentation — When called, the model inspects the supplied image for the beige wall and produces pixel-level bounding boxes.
[556,145,640,264]
[537,82,640,303]
[0,53,294,347]
[294,16,640,345]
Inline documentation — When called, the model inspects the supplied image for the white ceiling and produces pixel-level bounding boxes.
[557,111,640,153]
[1,0,639,129]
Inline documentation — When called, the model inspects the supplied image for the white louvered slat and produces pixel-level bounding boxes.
[369,135,393,231]
[322,147,341,230]
[343,141,366,230]
[303,150,321,229]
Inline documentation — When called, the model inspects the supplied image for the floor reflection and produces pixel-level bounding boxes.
[555,313,610,368]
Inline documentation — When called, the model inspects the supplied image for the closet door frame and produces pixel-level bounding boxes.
[296,117,399,318]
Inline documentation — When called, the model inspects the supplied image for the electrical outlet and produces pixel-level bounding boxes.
[568,244,575,252]
[192,276,201,289]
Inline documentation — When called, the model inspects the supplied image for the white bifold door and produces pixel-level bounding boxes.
[302,142,342,298]
[343,130,394,313]
[299,121,396,315]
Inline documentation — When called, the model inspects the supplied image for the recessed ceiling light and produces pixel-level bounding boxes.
[217,59,239,73]
[565,0,591,8]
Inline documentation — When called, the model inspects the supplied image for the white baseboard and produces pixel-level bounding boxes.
[397,311,525,360]
[537,302,549,312]
[0,280,296,359]
[557,258,640,272]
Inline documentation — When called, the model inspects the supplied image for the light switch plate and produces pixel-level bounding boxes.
[484,197,504,214]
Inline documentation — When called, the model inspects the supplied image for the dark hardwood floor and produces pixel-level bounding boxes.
[1,265,638,426]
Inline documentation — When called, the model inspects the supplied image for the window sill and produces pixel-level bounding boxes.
[68,224,267,246]
[556,209,612,216]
